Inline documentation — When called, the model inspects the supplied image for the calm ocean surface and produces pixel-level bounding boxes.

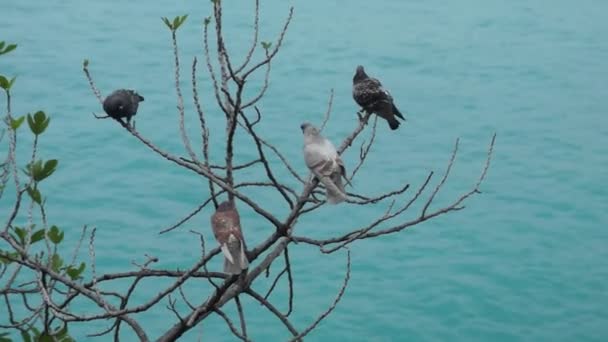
[1,0,607,341]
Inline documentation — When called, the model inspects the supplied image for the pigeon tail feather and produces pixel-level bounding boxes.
[392,103,405,120]
[387,116,400,130]
[324,173,346,204]
[222,238,249,275]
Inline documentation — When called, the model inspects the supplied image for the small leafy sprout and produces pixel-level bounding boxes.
[10,116,25,130]
[66,262,86,280]
[25,159,58,182]
[26,186,42,204]
[27,110,51,135]
[0,75,17,90]
[51,253,63,272]
[261,41,272,50]
[47,225,64,244]
[162,14,188,31]
[204,16,211,26]
[83,58,89,68]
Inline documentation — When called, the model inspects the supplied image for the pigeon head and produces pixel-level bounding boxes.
[353,65,368,83]
[216,201,235,212]
[300,122,319,136]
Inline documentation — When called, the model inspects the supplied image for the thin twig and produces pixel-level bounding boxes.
[159,197,215,234]
[234,0,260,73]
[284,247,294,317]
[246,289,299,337]
[288,249,351,341]
[242,7,294,79]
[214,309,249,342]
[191,57,218,209]
[421,138,459,217]
[240,110,295,208]
[235,296,248,341]
[170,29,199,165]
[82,61,103,104]
[319,89,334,132]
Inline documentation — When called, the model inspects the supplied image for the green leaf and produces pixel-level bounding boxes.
[38,332,53,342]
[172,16,179,29]
[10,116,25,130]
[54,324,68,339]
[28,160,45,181]
[67,262,86,280]
[0,75,8,89]
[83,59,89,67]
[162,17,172,29]
[0,251,19,264]
[261,41,272,49]
[29,328,40,339]
[1,250,10,264]
[27,111,50,135]
[31,228,46,244]
[26,113,35,133]
[1,43,17,55]
[51,253,63,272]
[13,226,26,245]
[48,225,64,244]
[21,330,32,342]
[34,110,48,126]
[26,186,42,204]
[30,159,58,182]
[204,17,211,26]
[0,41,4,50]
[177,14,188,28]
[41,159,58,179]
[9,76,16,88]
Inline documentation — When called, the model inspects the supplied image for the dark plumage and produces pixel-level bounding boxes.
[352,65,405,130]
[102,89,144,124]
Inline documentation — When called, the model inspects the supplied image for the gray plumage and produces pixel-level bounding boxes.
[102,89,144,124]
[353,65,405,130]
[301,122,349,204]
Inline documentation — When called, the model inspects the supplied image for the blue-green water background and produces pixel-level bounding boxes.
[2,0,608,340]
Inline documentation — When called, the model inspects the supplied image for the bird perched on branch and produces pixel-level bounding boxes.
[301,122,350,204]
[352,65,405,130]
[210,201,249,275]
[102,89,144,124]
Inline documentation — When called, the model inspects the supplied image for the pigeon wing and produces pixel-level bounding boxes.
[353,78,389,108]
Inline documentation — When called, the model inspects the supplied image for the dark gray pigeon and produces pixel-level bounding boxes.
[352,65,405,130]
[102,89,144,124]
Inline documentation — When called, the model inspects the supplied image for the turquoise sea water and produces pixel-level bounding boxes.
[2,0,608,341]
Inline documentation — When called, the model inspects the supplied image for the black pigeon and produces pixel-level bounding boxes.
[102,89,144,124]
[352,65,405,130]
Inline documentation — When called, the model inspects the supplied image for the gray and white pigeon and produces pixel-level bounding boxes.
[301,122,349,204]
[102,89,144,124]
[210,201,249,275]
[352,65,405,130]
